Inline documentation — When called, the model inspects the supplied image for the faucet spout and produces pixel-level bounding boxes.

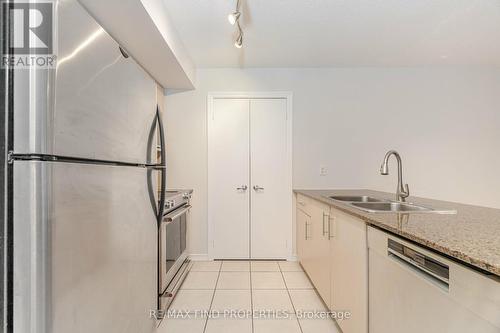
[380,150,410,202]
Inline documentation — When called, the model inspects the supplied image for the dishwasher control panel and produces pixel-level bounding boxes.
[388,239,450,285]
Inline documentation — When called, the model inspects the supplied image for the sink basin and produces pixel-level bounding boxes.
[351,202,433,213]
[329,195,383,203]
[326,194,457,214]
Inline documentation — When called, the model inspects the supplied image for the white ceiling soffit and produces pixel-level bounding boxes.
[78,0,196,89]
[162,0,500,68]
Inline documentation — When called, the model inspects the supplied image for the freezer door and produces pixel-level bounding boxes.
[13,161,157,333]
[13,0,157,163]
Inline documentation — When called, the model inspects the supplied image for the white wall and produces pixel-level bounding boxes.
[165,67,500,257]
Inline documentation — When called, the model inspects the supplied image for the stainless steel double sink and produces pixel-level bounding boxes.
[327,195,456,214]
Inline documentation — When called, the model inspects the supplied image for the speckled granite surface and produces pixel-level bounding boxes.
[294,189,500,277]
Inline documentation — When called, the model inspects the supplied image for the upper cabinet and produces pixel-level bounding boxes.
[78,0,196,89]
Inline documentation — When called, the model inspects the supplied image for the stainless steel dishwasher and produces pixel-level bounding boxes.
[367,227,500,333]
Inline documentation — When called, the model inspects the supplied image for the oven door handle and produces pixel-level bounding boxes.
[163,205,192,222]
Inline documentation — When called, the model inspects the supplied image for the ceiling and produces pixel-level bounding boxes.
[162,0,500,68]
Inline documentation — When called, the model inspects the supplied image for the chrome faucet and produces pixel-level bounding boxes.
[380,150,410,202]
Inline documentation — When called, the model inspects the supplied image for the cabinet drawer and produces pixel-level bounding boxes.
[296,193,312,215]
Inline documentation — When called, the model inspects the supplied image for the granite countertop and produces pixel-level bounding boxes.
[294,189,500,277]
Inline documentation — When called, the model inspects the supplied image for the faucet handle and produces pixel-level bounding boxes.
[403,184,410,197]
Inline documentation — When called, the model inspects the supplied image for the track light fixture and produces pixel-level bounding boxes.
[234,32,243,48]
[228,0,243,48]
[228,11,240,25]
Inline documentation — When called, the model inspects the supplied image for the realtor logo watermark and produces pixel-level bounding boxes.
[2,0,57,68]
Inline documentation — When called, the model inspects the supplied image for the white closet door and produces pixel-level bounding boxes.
[209,99,250,259]
[250,99,289,258]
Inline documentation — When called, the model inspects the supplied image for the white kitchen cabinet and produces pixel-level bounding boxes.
[296,199,313,273]
[308,199,332,306]
[296,194,310,213]
[329,207,368,333]
[295,196,368,333]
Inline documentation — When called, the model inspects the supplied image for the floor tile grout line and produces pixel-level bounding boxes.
[191,260,309,333]
[289,263,342,332]
[279,262,305,333]
[250,261,254,333]
[202,261,222,333]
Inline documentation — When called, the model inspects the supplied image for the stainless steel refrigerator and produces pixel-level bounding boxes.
[1,1,166,332]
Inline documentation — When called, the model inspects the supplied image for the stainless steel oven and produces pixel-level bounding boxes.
[158,190,192,310]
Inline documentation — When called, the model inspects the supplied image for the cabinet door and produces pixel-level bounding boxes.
[296,207,312,272]
[330,208,368,333]
[309,199,331,306]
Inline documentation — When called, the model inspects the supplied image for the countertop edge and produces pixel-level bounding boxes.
[294,189,500,277]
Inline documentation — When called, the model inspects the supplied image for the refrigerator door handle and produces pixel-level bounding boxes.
[145,164,166,170]
[156,106,167,226]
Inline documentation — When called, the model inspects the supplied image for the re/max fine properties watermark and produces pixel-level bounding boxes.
[2,0,57,68]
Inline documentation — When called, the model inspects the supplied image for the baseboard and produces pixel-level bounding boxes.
[188,253,209,261]
[189,253,297,261]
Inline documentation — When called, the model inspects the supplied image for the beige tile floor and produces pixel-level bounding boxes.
[156,260,340,333]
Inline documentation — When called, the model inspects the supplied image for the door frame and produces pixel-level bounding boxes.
[207,92,293,260]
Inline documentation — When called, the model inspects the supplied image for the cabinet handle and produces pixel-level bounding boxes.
[236,185,248,191]
[322,212,329,236]
[328,216,336,239]
[305,222,310,240]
